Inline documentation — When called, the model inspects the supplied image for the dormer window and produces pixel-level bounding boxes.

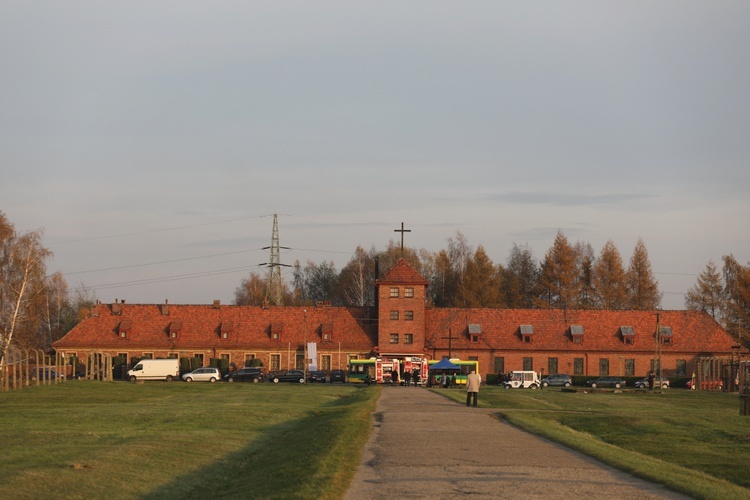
[118,320,132,339]
[570,325,584,344]
[321,323,333,342]
[271,323,283,341]
[469,324,482,343]
[620,326,635,345]
[520,324,533,343]
[220,322,233,340]
[169,321,182,339]
[659,326,673,346]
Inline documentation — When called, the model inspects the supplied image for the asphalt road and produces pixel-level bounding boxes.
[345,386,686,499]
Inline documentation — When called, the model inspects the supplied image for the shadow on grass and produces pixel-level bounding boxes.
[141,387,378,500]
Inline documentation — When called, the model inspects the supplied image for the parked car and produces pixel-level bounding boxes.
[330,369,347,383]
[307,370,327,383]
[224,367,265,383]
[585,376,626,389]
[30,367,66,381]
[182,367,221,383]
[634,377,670,389]
[269,370,306,384]
[687,378,723,390]
[541,374,572,388]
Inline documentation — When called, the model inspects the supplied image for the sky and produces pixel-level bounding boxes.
[2,1,748,310]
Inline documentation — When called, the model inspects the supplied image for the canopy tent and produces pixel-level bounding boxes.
[429,357,460,371]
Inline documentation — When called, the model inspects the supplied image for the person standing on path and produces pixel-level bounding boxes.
[466,370,480,407]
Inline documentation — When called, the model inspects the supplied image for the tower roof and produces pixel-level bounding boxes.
[376,258,429,286]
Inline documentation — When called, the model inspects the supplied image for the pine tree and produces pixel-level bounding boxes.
[575,241,596,309]
[593,240,627,309]
[684,260,724,319]
[457,246,502,308]
[536,231,579,309]
[501,243,539,308]
[625,238,661,310]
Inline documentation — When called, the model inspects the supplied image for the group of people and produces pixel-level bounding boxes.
[389,368,421,386]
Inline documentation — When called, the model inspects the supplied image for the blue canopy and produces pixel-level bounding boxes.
[429,358,460,371]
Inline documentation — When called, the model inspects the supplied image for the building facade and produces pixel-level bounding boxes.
[54,259,735,378]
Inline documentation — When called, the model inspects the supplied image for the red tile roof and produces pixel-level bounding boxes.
[376,258,430,285]
[425,308,733,353]
[54,303,377,351]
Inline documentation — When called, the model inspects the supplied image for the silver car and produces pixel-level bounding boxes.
[182,367,221,383]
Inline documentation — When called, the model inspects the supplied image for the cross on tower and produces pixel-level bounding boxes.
[394,222,411,255]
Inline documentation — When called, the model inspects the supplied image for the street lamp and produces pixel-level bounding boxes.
[303,310,307,382]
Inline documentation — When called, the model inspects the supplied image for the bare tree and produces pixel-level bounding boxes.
[1,212,52,365]
[339,246,376,306]
[501,243,539,309]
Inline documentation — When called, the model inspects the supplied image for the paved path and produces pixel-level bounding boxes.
[345,387,686,499]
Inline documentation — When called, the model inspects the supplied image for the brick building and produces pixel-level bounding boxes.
[54,258,735,379]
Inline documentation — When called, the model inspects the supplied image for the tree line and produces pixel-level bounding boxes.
[236,230,665,311]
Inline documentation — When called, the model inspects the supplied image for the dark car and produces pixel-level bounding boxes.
[30,367,66,381]
[541,374,572,388]
[634,376,670,389]
[330,369,347,383]
[224,367,265,383]
[307,370,327,383]
[585,376,626,389]
[270,370,306,384]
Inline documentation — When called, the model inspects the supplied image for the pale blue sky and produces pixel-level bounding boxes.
[2,1,748,309]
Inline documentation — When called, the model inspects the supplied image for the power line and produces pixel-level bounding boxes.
[48,214,267,245]
[87,266,258,291]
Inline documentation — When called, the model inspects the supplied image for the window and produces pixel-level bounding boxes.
[167,353,178,359]
[320,355,332,371]
[270,354,281,371]
[520,324,533,343]
[625,359,635,376]
[676,359,687,376]
[404,334,413,344]
[116,353,127,364]
[194,353,204,364]
[220,322,233,340]
[389,334,399,344]
[470,334,479,343]
[523,357,533,371]
[620,326,634,345]
[389,287,399,298]
[404,311,414,321]
[169,321,182,339]
[662,336,672,346]
[295,353,305,370]
[321,323,333,342]
[142,352,153,360]
[245,353,256,363]
[221,331,230,340]
[548,358,558,375]
[599,358,609,376]
[493,356,505,374]
[570,325,584,344]
[120,331,127,339]
[573,358,584,375]
[404,287,414,298]
[390,310,399,320]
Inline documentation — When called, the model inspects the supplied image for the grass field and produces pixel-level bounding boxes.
[438,386,750,499]
[0,381,380,499]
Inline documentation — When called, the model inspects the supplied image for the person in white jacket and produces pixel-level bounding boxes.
[466,370,481,407]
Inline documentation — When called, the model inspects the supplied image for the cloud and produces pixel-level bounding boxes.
[490,191,652,207]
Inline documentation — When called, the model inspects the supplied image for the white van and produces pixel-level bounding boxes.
[127,359,180,382]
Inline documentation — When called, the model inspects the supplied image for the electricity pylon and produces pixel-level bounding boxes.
[260,214,289,305]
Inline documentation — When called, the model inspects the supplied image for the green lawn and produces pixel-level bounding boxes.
[0,381,380,499]
[438,386,750,499]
